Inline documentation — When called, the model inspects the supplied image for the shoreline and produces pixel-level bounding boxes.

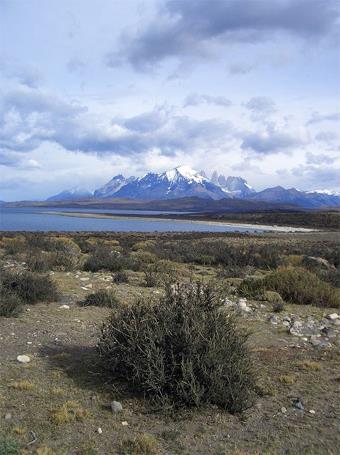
[42,210,317,233]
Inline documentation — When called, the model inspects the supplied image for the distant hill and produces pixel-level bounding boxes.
[47,187,93,202]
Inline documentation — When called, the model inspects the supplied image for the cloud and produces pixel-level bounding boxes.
[278,164,340,191]
[244,96,276,117]
[122,107,170,133]
[108,0,340,70]
[314,131,338,142]
[0,56,42,88]
[306,152,335,165]
[0,87,233,164]
[183,94,232,108]
[240,124,306,154]
[0,86,87,157]
[228,62,255,75]
[306,112,340,125]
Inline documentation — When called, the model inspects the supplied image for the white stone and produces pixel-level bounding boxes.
[327,313,339,321]
[111,401,123,413]
[121,421,128,426]
[309,409,316,414]
[97,427,103,434]
[17,355,30,364]
[59,305,70,310]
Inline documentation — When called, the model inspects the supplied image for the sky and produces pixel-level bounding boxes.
[0,0,340,201]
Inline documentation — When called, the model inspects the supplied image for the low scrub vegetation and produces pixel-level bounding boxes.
[0,438,19,455]
[98,282,257,413]
[149,239,282,269]
[113,270,129,284]
[83,245,126,272]
[0,287,23,317]
[119,434,159,455]
[0,269,58,305]
[239,267,340,308]
[50,401,89,425]
[80,289,119,308]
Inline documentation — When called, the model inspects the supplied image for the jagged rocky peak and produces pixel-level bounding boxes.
[208,172,255,197]
[94,174,135,199]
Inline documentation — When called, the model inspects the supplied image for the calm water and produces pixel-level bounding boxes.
[0,207,263,233]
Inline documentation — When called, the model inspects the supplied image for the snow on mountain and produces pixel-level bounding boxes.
[307,189,340,196]
[94,175,135,199]
[46,167,340,208]
[113,166,228,200]
[47,187,93,202]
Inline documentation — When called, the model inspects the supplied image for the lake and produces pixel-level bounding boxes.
[0,207,265,233]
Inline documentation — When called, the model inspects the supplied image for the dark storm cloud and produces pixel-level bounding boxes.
[108,0,340,70]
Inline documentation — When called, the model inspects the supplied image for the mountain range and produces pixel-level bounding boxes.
[46,166,340,209]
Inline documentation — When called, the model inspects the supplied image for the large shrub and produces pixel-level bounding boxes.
[239,267,340,308]
[1,236,26,255]
[25,236,82,271]
[98,282,257,413]
[83,246,125,272]
[0,287,23,317]
[0,269,59,304]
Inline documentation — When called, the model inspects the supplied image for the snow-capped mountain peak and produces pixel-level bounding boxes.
[165,166,207,185]
[108,166,227,200]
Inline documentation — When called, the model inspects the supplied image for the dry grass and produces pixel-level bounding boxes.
[35,447,56,455]
[118,434,160,455]
[50,387,66,397]
[277,374,296,385]
[8,380,35,391]
[296,360,322,371]
[13,426,26,435]
[50,401,89,425]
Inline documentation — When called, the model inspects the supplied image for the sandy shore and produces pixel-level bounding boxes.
[42,210,316,233]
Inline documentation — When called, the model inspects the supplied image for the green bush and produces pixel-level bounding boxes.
[98,282,257,413]
[0,438,19,455]
[0,270,59,304]
[26,252,51,272]
[83,246,125,272]
[25,236,82,272]
[143,265,160,287]
[80,290,119,308]
[239,267,340,308]
[0,287,23,317]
